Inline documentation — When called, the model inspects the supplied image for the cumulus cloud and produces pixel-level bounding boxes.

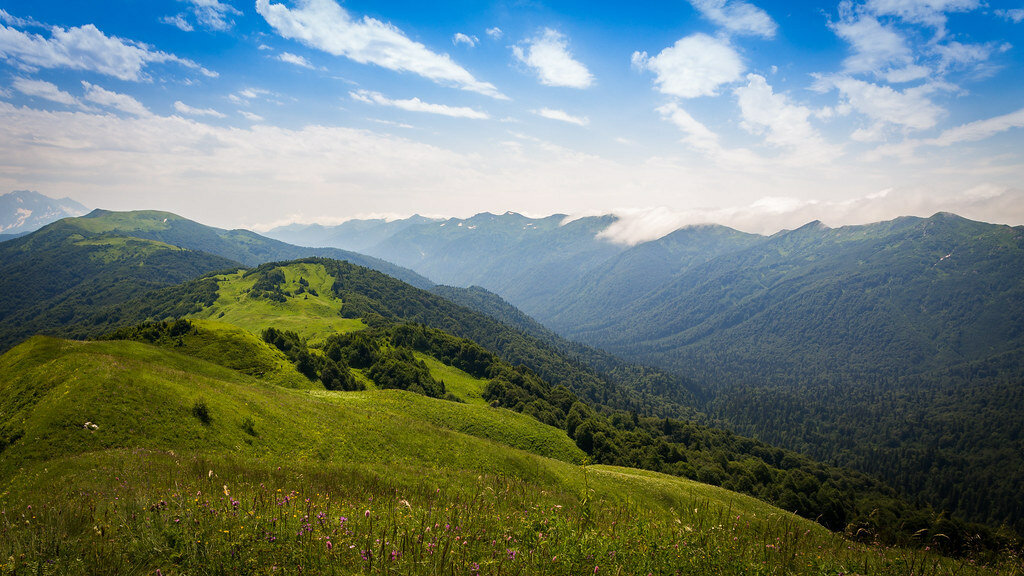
[0,19,216,81]
[513,29,594,89]
[350,89,490,119]
[452,33,478,48]
[278,51,314,68]
[687,0,777,38]
[82,81,151,116]
[174,100,227,118]
[734,74,842,163]
[239,110,264,122]
[12,77,79,106]
[255,0,505,99]
[534,108,589,126]
[485,27,503,39]
[632,34,743,98]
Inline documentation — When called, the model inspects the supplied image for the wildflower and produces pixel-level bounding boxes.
[594,566,599,574]
[365,510,371,518]
[326,540,333,551]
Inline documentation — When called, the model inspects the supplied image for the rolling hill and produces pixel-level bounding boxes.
[5,332,1001,575]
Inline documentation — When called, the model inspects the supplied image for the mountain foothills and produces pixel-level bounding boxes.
[0,207,1021,573]
[272,211,1024,535]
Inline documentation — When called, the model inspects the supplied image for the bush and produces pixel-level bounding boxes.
[191,400,212,425]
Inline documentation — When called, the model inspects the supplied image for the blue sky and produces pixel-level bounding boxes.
[1,0,1022,239]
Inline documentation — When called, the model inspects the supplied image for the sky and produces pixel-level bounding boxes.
[1,0,1023,241]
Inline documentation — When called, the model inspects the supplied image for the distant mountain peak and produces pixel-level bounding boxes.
[0,190,89,234]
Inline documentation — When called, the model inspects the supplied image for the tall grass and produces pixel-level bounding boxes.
[2,450,1018,575]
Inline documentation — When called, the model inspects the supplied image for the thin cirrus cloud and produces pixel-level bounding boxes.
[687,0,777,38]
[632,33,743,98]
[255,0,506,99]
[350,89,490,119]
[174,100,227,118]
[82,81,151,116]
[534,108,589,126]
[0,15,216,81]
[513,29,594,89]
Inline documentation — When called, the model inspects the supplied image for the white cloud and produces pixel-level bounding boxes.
[926,107,1024,146]
[830,13,920,79]
[174,100,227,118]
[865,0,979,33]
[0,10,41,28]
[687,0,777,38]
[186,0,242,32]
[534,108,589,126]
[632,34,743,98]
[278,51,314,69]
[452,33,478,48]
[486,27,503,40]
[161,14,195,32]
[931,40,995,72]
[255,0,505,99]
[82,81,150,116]
[734,74,841,162]
[239,110,264,122]
[229,88,273,104]
[1,102,1020,235]
[820,75,944,131]
[12,77,78,106]
[513,28,594,89]
[655,102,722,153]
[996,9,1024,23]
[874,107,1024,158]
[350,89,489,119]
[0,20,216,81]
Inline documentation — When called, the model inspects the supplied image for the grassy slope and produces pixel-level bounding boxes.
[191,263,365,345]
[1,336,1003,575]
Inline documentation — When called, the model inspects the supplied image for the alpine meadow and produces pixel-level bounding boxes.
[2,0,1024,574]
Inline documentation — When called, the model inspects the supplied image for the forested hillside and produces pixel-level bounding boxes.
[303,211,1024,535]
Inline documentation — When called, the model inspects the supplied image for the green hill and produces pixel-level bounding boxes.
[0,220,238,351]
[48,257,1016,555]
[1,335,1011,575]
[77,209,434,288]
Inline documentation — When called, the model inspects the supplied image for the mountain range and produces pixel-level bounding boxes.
[270,210,1024,533]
